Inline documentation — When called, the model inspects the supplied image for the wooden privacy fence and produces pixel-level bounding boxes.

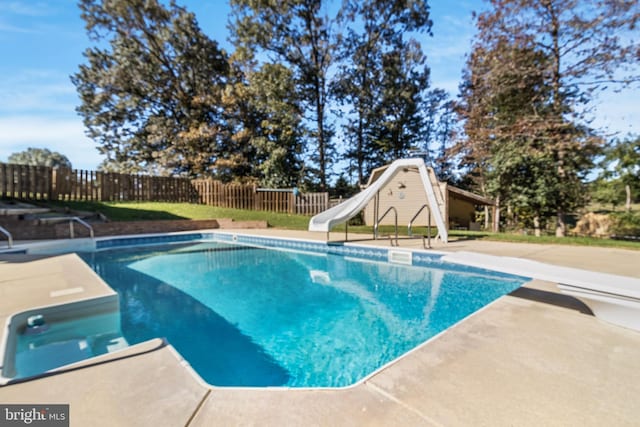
[54,169,198,202]
[1,163,329,215]
[0,164,52,200]
[0,164,197,202]
[192,180,256,210]
[192,180,329,215]
[295,192,329,215]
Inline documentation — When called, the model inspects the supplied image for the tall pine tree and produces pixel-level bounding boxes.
[72,0,230,177]
[333,0,432,185]
[457,37,599,235]
[229,0,334,190]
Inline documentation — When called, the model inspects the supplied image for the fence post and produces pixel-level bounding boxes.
[44,166,51,200]
[0,163,5,198]
[51,167,57,200]
[289,191,295,214]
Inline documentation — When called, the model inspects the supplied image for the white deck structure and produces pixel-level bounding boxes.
[442,251,640,331]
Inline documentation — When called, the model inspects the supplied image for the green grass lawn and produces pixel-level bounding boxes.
[47,200,310,229]
[447,229,640,249]
[345,224,640,250]
[45,200,640,250]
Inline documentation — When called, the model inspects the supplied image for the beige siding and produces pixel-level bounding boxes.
[362,169,483,229]
[364,168,430,226]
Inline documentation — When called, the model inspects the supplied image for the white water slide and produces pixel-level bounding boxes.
[308,158,448,243]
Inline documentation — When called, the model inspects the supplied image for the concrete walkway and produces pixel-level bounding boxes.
[228,228,640,277]
[1,231,639,426]
[0,253,117,350]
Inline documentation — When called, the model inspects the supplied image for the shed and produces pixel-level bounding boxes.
[362,163,495,231]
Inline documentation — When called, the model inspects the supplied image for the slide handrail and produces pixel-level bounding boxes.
[374,206,398,246]
[408,204,432,248]
[408,204,431,237]
[0,225,13,248]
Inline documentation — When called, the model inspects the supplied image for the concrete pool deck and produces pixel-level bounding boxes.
[1,230,639,426]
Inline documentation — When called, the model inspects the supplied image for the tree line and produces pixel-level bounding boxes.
[454,0,638,236]
[70,0,639,236]
[71,0,451,192]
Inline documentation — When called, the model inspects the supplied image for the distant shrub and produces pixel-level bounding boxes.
[610,212,640,238]
[348,211,365,226]
[572,213,612,237]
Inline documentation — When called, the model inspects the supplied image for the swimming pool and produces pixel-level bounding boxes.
[75,237,526,388]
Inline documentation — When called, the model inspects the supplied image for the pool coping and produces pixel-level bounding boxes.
[1,230,640,425]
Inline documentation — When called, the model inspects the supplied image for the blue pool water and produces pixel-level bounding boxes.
[14,312,126,379]
[80,241,525,387]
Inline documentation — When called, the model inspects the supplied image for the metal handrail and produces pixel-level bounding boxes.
[408,204,432,249]
[28,216,95,240]
[69,217,94,239]
[0,225,13,248]
[374,206,398,246]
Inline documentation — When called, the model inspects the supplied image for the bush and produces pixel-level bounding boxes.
[347,211,365,226]
[610,212,640,238]
[572,212,612,237]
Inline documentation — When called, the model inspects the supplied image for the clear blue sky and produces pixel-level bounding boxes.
[0,0,638,171]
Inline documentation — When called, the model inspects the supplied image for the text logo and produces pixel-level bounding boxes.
[0,405,68,427]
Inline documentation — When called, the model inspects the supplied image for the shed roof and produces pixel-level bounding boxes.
[366,163,494,206]
[447,185,494,206]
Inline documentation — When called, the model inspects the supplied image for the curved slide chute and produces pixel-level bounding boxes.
[308,158,448,243]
